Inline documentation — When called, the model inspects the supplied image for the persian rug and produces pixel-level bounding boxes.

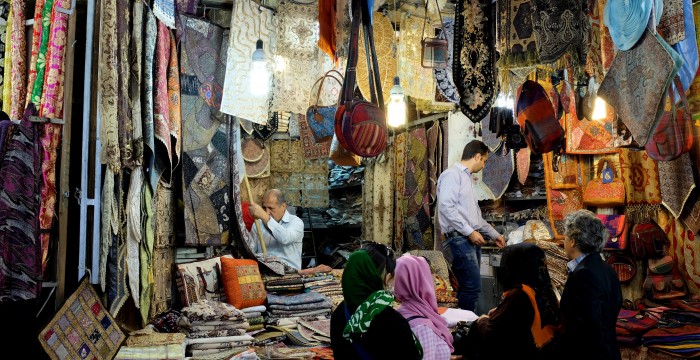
[658,153,696,219]
[619,149,662,220]
[297,113,332,160]
[543,152,584,189]
[404,128,433,250]
[358,12,396,104]
[531,0,590,64]
[394,132,408,251]
[565,81,617,154]
[270,140,304,173]
[659,0,685,45]
[398,15,434,101]
[454,0,497,122]
[497,0,538,68]
[516,147,530,185]
[362,152,394,246]
[434,20,459,104]
[0,105,41,302]
[220,0,275,124]
[39,277,126,360]
[180,14,230,246]
[481,146,514,200]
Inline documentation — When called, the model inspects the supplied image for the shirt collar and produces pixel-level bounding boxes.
[567,253,589,273]
[279,210,290,224]
[455,163,471,175]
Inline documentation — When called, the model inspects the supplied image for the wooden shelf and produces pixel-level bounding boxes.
[503,195,547,201]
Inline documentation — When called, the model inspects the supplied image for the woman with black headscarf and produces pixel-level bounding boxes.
[460,242,560,360]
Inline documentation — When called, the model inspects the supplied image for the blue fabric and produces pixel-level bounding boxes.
[671,0,698,101]
[444,236,481,312]
[567,253,589,274]
[604,0,654,51]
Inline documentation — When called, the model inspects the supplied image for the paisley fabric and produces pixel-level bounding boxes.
[659,0,685,45]
[154,21,172,183]
[398,15,434,101]
[482,147,514,200]
[143,8,157,190]
[619,149,662,222]
[362,152,394,246]
[180,14,230,246]
[0,2,9,102]
[298,113,331,160]
[220,0,275,124]
[434,20,459,103]
[358,12,396,104]
[658,153,696,218]
[99,0,119,173]
[168,32,181,170]
[531,0,590,65]
[516,147,530,185]
[404,128,433,250]
[9,0,25,120]
[454,0,497,122]
[153,0,175,29]
[395,132,408,251]
[0,105,41,302]
[497,0,539,68]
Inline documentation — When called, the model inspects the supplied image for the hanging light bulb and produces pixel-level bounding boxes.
[495,93,514,110]
[250,39,270,97]
[387,76,407,127]
[591,97,607,121]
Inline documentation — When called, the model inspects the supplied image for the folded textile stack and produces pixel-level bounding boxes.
[241,305,266,332]
[186,335,255,357]
[179,300,250,339]
[301,272,343,309]
[115,327,187,360]
[265,274,305,294]
[616,309,659,347]
[267,292,333,321]
[642,325,700,358]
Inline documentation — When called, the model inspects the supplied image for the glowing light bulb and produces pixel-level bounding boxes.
[250,39,270,97]
[592,97,607,121]
[387,76,406,127]
[496,93,514,109]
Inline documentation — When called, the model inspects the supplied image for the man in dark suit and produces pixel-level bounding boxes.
[559,210,622,360]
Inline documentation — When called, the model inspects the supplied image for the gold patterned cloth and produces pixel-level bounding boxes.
[658,153,696,218]
[619,149,662,221]
[398,15,435,101]
[394,132,408,251]
[497,0,539,68]
[657,209,700,297]
[357,12,396,104]
[271,154,329,208]
[362,153,395,246]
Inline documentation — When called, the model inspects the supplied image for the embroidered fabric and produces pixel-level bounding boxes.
[130,0,144,167]
[0,3,10,98]
[153,0,175,29]
[99,0,119,173]
[220,0,275,124]
[363,153,394,246]
[434,20,459,104]
[358,12,395,104]
[399,15,435,100]
[659,0,685,45]
[335,0,351,58]
[271,57,321,114]
[126,168,143,308]
[497,0,539,68]
[276,2,319,60]
[658,153,695,218]
[531,0,590,65]
[9,0,26,120]
[144,8,157,190]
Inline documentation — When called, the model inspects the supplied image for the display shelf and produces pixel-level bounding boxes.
[503,195,547,201]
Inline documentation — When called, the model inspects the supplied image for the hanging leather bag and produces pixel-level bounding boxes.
[582,158,626,207]
[306,70,344,143]
[335,0,388,158]
[629,220,668,259]
[598,214,629,250]
[645,76,695,161]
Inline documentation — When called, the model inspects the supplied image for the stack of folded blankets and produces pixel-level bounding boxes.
[267,292,333,321]
[300,267,343,310]
[642,325,700,358]
[241,305,266,333]
[178,300,254,357]
[265,274,305,294]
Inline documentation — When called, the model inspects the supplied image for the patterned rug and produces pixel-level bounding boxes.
[454,0,497,122]
[434,20,459,103]
[297,113,331,160]
[497,0,539,68]
[271,157,329,208]
[481,146,514,200]
[531,0,590,64]
[657,209,700,296]
[404,128,433,250]
[658,153,696,219]
[619,149,662,221]
[39,277,126,360]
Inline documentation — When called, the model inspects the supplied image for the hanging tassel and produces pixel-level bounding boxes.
[477,123,482,137]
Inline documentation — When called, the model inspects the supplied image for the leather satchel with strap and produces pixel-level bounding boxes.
[306,70,344,143]
[335,0,388,158]
[645,76,695,161]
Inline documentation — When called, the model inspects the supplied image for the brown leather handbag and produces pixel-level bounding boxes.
[335,0,388,158]
[629,220,668,259]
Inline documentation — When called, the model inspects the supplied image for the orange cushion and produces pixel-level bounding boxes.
[221,257,266,309]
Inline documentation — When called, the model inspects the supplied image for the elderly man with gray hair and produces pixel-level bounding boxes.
[248,189,305,269]
[558,210,622,360]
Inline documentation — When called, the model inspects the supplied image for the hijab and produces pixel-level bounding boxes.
[395,254,454,352]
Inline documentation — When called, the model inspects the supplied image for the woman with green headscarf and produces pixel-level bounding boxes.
[330,242,423,359]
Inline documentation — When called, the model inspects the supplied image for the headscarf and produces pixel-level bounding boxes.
[395,254,454,352]
[497,242,560,348]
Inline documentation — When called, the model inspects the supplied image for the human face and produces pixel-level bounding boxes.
[473,153,489,173]
[262,196,287,222]
[563,235,576,260]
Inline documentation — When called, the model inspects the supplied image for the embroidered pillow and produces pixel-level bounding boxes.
[221,257,267,309]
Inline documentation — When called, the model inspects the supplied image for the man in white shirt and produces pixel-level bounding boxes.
[248,189,305,269]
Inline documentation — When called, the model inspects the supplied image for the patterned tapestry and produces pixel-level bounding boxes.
[130,0,144,169]
[358,12,395,104]
[154,21,172,183]
[497,0,538,68]
[454,0,497,122]
[531,0,590,65]
[657,209,700,297]
[598,0,615,72]
[151,185,175,318]
[481,146,514,200]
[659,0,685,45]
[427,122,440,202]
[398,15,434,101]
[270,140,304,174]
[0,2,9,102]
[682,191,700,236]
[688,3,700,118]
[404,128,433,250]
[543,151,584,189]
[362,152,394,246]
[434,20,459,104]
[658,153,696,218]
[565,81,617,154]
[180,14,230,246]
[271,155,329,208]
[585,0,604,80]
[0,105,41,302]
[220,0,275,124]
[394,132,408,251]
[297,113,332,160]
[618,149,662,221]
[143,8,157,190]
[99,0,119,174]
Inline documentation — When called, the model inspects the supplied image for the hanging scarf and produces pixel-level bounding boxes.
[130,0,144,166]
[153,21,172,184]
[167,32,181,170]
[532,0,589,66]
[318,0,337,63]
[144,8,157,190]
[9,0,25,120]
[341,251,385,311]
[343,289,396,337]
[505,284,557,348]
[99,0,120,173]
[1,6,11,113]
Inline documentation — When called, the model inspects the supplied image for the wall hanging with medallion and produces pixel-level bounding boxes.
[497,0,539,68]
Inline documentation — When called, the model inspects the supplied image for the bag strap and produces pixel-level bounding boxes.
[310,70,344,108]
[672,76,691,112]
[421,0,446,41]
[360,0,384,110]
[341,0,363,106]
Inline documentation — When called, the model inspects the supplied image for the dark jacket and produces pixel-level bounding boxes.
[560,253,622,360]
[330,301,422,360]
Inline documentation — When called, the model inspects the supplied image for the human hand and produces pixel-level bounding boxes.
[248,202,269,222]
[495,235,506,249]
[468,231,487,246]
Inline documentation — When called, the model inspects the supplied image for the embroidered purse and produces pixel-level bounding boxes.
[597,214,629,250]
[420,0,448,69]
[306,70,344,143]
[582,158,625,207]
[629,220,667,259]
[646,76,694,161]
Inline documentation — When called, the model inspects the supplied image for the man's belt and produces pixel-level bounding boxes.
[444,230,465,239]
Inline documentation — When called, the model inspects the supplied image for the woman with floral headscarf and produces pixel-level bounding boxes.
[330,242,422,359]
[461,242,561,359]
[395,254,454,359]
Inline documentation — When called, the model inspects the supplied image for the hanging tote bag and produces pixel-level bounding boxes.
[335,0,388,158]
[582,158,626,207]
[645,76,695,161]
[420,0,448,69]
[306,70,344,142]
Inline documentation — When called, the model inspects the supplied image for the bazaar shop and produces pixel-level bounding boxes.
[2,0,700,359]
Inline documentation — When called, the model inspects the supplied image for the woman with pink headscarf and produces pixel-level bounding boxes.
[395,254,455,360]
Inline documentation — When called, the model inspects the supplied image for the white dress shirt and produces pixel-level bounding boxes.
[248,210,305,269]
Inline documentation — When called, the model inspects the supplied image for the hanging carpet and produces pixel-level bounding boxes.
[151,184,175,318]
[658,153,696,219]
[497,0,538,68]
[362,153,396,247]
[404,127,433,251]
[618,149,662,221]
[585,0,604,80]
[481,146,514,200]
[434,20,459,104]
[531,0,590,65]
[180,14,230,246]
